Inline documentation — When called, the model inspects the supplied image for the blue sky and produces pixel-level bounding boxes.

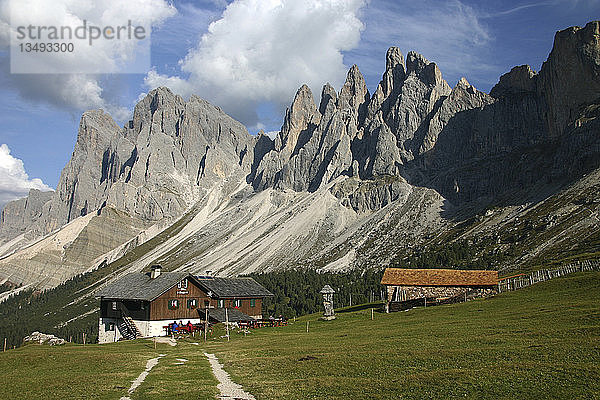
[0,0,598,204]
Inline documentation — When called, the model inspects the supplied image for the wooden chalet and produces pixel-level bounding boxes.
[381,268,498,312]
[96,265,273,343]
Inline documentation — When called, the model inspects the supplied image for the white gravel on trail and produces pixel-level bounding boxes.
[204,352,256,400]
[120,354,165,400]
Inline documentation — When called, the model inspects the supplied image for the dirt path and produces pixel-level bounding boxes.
[120,354,166,400]
[204,352,255,400]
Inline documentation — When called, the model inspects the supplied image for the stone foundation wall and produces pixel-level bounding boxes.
[98,317,122,344]
[98,317,205,343]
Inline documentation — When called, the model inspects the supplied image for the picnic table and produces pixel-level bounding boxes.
[163,323,206,335]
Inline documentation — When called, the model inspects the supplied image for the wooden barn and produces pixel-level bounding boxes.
[381,268,498,312]
[96,265,273,343]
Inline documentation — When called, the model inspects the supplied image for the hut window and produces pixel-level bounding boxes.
[217,299,224,308]
[250,299,256,307]
[178,279,188,289]
[111,301,117,311]
[106,322,115,331]
[168,299,179,310]
[187,299,197,309]
[235,299,242,308]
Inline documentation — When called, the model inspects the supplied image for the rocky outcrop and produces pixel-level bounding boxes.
[252,69,363,192]
[23,332,65,346]
[489,65,536,97]
[537,21,600,138]
[0,189,53,244]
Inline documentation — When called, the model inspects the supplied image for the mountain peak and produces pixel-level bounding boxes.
[339,64,369,119]
[275,84,319,153]
[386,47,405,71]
[319,82,337,116]
[490,65,536,98]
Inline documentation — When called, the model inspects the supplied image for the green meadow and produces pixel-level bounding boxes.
[1,271,598,399]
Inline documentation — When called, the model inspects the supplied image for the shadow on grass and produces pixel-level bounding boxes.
[336,301,385,314]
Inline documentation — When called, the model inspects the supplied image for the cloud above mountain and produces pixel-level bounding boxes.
[145,0,367,129]
[0,0,176,120]
[0,144,52,207]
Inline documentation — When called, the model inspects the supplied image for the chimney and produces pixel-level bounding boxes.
[205,270,213,278]
[150,265,162,279]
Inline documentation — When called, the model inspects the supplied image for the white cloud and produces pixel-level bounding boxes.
[145,0,367,128]
[0,0,176,121]
[0,144,52,207]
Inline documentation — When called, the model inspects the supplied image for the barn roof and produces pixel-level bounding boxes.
[196,277,274,298]
[96,272,193,301]
[381,268,498,286]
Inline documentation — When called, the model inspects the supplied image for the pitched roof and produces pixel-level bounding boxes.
[96,272,192,301]
[195,277,273,298]
[320,285,335,294]
[381,268,498,286]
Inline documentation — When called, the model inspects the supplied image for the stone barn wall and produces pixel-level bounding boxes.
[386,285,497,307]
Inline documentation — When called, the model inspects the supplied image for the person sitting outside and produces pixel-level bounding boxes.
[171,320,179,333]
[186,320,193,333]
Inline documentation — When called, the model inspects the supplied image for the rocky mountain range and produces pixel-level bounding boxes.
[1,21,599,293]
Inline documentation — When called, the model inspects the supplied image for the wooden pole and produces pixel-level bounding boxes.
[204,308,209,342]
[225,308,230,342]
[3,338,6,352]
[371,308,374,321]
[306,321,309,333]
[83,333,86,346]
[153,336,156,349]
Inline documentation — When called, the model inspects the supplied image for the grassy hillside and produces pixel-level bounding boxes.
[0,340,219,400]
[0,272,598,399]
[206,271,600,399]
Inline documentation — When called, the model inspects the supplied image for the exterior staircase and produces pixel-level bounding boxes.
[117,305,143,340]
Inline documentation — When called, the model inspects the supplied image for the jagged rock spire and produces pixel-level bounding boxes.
[275,84,319,153]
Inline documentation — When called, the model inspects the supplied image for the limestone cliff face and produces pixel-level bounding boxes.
[251,21,600,209]
[0,189,53,244]
[1,22,599,291]
[2,87,254,242]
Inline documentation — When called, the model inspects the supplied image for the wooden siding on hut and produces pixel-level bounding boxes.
[150,280,211,320]
[148,278,265,320]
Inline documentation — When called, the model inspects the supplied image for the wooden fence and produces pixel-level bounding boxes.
[498,259,600,293]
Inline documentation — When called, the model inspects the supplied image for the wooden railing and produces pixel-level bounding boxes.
[498,259,600,293]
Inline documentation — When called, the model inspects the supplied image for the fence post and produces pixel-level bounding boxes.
[371,308,374,321]
[306,321,309,333]
[3,338,6,352]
